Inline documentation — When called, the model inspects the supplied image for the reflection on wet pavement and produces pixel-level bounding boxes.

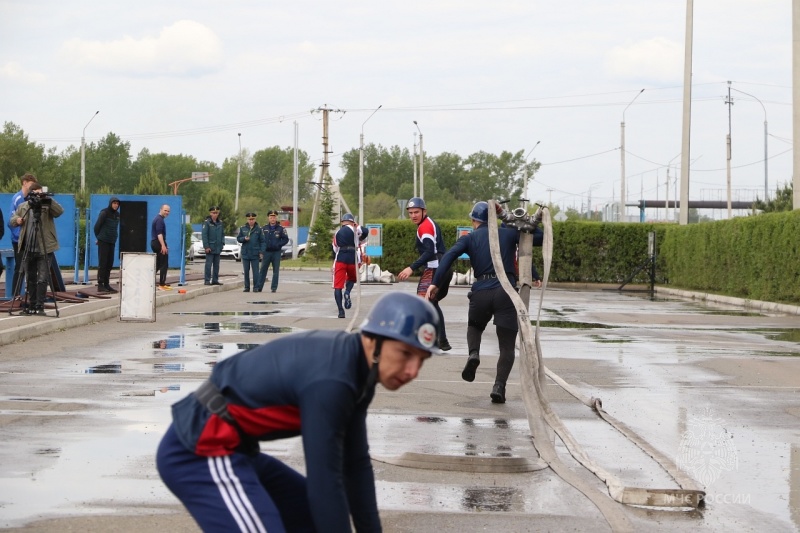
[369,415,536,460]
[85,364,121,374]
[191,322,293,334]
[173,311,280,316]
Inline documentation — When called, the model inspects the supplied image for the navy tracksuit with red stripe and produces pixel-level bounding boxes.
[156,330,381,532]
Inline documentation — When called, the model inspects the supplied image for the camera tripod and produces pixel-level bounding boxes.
[8,206,60,318]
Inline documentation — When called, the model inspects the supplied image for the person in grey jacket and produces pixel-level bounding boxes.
[10,182,64,315]
[201,206,225,285]
[93,197,120,293]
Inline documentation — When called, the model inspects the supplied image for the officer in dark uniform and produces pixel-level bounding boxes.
[426,201,543,404]
[256,209,289,293]
[156,292,440,532]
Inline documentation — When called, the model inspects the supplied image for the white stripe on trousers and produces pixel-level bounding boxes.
[208,456,268,533]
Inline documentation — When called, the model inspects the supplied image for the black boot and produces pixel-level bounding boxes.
[461,351,480,382]
[438,338,452,351]
[490,382,506,404]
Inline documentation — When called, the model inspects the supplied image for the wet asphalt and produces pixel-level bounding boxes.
[0,259,799,532]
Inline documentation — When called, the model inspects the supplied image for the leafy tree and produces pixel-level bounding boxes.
[200,186,237,235]
[338,143,414,209]
[86,132,133,193]
[753,182,794,213]
[0,122,45,186]
[134,166,167,195]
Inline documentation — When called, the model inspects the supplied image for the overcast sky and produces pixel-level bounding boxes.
[1,1,792,218]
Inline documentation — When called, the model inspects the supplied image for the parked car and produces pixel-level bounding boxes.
[221,236,242,261]
[187,232,205,260]
[281,238,293,259]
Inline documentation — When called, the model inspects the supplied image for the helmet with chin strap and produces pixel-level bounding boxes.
[406,197,426,210]
[360,292,440,354]
[341,213,355,223]
[469,201,489,223]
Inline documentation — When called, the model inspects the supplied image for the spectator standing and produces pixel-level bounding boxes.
[10,182,64,315]
[93,197,121,293]
[7,173,38,297]
[202,206,224,286]
[332,213,367,318]
[396,197,453,351]
[256,210,288,293]
[236,212,265,292]
[150,204,171,290]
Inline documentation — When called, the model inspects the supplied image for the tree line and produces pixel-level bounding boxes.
[1,120,549,230]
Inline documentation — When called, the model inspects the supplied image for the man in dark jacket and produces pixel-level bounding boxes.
[157,292,440,532]
[256,209,288,293]
[93,197,120,293]
[426,201,543,404]
[202,206,225,286]
[236,212,265,292]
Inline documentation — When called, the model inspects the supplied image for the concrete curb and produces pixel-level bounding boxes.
[657,286,800,315]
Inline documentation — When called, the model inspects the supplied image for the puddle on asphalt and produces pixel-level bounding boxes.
[85,364,122,374]
[190,322,294,334]
[588,334,633,344]
[700,310,764,317]
[762,329,800,344]
[535,320,615,329]
[173,311,279,316]
[368,415,535,459]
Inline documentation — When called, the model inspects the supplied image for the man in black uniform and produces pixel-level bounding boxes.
[426,201,542,404]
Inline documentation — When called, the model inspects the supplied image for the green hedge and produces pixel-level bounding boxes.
[369,211,800,305]
[371,219,666,284]
[661,210,800,303]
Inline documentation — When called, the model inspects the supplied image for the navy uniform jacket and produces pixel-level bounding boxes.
[433,223,543,291]
[261,223,289,252]
[201,216,225,254]
[236,223,265,260]
[333,224,367,265]
[409,216,446,271]
[170,329,380,531]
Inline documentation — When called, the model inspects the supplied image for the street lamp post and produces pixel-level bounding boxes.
[587,181,602,220]
[80,110,100,192]
[522,141,541,205]
[359,105,382,225]
[413,121,423,199]
[620,89,644,221]
[412,132,418,197]
[235,133,242,212]
[730,87,768,200]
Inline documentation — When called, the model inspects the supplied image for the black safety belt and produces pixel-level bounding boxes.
[194,381,260,457]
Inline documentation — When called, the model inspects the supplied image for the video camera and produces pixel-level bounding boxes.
[26,189,54,215]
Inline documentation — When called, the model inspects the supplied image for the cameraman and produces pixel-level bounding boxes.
[10,183,63,315]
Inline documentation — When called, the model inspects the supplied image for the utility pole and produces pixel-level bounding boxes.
[725,81,734,218]
[235,133,242,212]
[309,105,344,230]
[679,0,694,225]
